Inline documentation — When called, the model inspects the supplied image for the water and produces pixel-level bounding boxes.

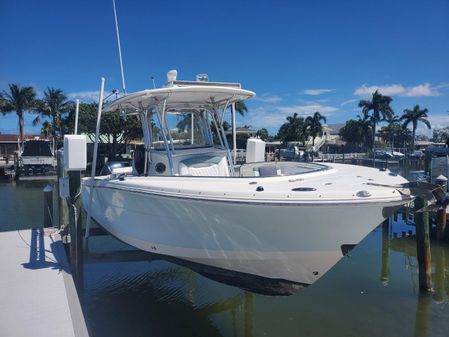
[1,177,449,337]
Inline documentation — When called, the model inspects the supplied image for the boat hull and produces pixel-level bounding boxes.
[81,183,405,285]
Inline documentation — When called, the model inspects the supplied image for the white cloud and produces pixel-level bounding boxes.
[341,98,358,106]
[433,83,449,90]
[354,83,441,97]
[245,103,338,129]
[301,88,335,95]
[253,94,282,103]
[276,104,338,115]
[67,90,101,102]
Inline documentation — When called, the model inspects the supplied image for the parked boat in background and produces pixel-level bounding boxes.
[17,138,56,176]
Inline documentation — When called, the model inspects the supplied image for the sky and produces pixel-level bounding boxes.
[1,0,448,136]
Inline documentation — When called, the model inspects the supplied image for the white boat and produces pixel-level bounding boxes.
[18,137,56,175]
[81,71,412,290]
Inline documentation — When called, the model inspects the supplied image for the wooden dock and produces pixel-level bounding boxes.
[0,228,88,337]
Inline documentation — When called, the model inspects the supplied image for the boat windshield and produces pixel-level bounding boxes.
[151,111,222,150]
[22,140,53,157]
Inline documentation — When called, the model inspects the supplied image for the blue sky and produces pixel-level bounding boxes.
[1,0,448,136]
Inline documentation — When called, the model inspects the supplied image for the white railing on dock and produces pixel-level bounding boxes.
[317,153,365,162]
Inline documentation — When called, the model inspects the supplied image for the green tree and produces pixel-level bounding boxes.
[277,113,307,144]
[256,128,269,141]
[400,105,431,151]
[379,124,395,146]
[339,118,372,152]
[379,115,401,150]
[34,88,72,145]
[61,102,143,159]
[358,90,394,152]
[305,111,327,147]
[41,121,53,138]
[0,84,37,143]
[432,127,449,143]
[416,134,429,141]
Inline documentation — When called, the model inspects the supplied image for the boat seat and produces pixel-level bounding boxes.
[179,155,230,176]
[258,165,279,177]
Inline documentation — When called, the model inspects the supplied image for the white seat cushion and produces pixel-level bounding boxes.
[178,155,230,176]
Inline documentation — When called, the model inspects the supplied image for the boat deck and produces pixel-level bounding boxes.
[87,162,410,204]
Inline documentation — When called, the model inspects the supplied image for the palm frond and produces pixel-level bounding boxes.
[32,115,41,127]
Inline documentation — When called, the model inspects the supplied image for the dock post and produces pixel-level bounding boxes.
[76,205,84,292]
[43,185,53,228]
[437,209,447,241]
[68,170,82,288]
[424,151,432,177]
[414,196,433,292]
[13,152,20,180]
[435,175,447,241]
[57,150,67,229]
[380,219,390,285]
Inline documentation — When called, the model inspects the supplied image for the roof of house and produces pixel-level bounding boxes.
[0,134,43,143]
[224,127,257,135]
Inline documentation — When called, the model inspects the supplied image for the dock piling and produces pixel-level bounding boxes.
[414,196,433,292]
[380,219,390,285]
[57,150,67,229]
[435,175,447,241]
[437,208,447,241]
[43,184,53,228]
[68,170,83,288]
[75,205,84,291]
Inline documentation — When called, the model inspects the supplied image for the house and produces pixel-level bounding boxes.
[0,134,44,157]
[323,124,345,145]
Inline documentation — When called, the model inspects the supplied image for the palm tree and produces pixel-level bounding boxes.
[358,90,394,153]
[176,113,192,132]
[305,111,327,147]
[34,88,71,143]
[385,115,400,151]
[400,105,431,151]
[277,113,307,144]
[234,101,248,116]
[40,121,53,138]
[0,84,37,144]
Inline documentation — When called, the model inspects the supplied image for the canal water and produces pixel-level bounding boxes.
[1,175,448,337]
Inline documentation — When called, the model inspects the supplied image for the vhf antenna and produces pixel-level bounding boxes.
[112,0,126,95]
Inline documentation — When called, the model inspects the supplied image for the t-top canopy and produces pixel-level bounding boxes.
[103,85,256,113]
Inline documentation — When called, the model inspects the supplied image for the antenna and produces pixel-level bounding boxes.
[151,76,156,89]
[112,0,126,95]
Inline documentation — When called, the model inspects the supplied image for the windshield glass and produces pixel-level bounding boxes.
[151,111,220,150]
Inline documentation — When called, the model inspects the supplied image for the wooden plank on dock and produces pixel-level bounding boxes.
[0,228,88,337]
